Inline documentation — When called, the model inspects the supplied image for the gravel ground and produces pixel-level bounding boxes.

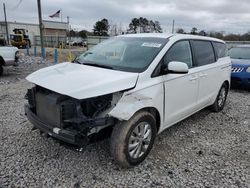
[1,57,250,188]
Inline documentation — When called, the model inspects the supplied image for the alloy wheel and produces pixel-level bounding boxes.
[128,122,152,159]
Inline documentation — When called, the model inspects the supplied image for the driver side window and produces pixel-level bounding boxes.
[164,40,193,68]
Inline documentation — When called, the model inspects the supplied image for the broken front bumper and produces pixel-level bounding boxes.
[24,104,114,146]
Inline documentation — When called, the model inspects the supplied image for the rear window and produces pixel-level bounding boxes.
[213,42,228,58]
[192,40,215,66]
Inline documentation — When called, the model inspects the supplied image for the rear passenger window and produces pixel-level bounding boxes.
[164,41,193,68]
[192,40,215,66]
[213,42,228,58]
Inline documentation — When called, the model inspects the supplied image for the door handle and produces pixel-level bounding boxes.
[189,76,198,81]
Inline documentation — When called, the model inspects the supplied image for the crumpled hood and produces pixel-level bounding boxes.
[26,62,139,99]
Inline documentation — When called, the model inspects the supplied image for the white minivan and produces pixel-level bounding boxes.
[25,34,231,167]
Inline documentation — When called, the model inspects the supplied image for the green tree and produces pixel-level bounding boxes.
[176,28,185,34]
[190,27,198,35]
[208,31,224,39]
[223,34,241,41]
[93,18,110,36]
[138,17,149,32]
[128,17,162,33]
[67,29,77,37]
[149,20,162,33]
[128,18,140,33]
[239,32,250,41]
[79,30,93,38]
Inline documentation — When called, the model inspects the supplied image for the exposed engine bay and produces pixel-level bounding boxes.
[25,85,123,146]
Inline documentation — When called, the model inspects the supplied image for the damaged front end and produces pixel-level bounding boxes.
[24,85,122,147]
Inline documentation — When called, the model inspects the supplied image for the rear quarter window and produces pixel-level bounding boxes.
[192,40,216,66]
[213,42,228,58]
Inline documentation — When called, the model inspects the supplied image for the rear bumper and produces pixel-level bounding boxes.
[24,104,87,146]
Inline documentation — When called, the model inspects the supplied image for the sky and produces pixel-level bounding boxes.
[0,0,250,34]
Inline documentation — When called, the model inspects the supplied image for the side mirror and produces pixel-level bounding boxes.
[167,61,189,74]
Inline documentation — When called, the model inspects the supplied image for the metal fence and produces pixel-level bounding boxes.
[87,36,109,49]
[226,41,250,49]
[34,35,67,48]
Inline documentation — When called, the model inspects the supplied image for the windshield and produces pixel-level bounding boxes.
[228,47,250,59]
[76,37,168,72]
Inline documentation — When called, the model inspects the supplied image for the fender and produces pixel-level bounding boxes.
[109,83,165,128]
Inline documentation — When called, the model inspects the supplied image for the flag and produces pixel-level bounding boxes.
[49,10,60,18]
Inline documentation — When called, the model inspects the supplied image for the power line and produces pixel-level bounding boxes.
[3,3,9,45]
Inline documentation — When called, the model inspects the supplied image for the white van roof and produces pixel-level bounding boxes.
[119,33,225,43]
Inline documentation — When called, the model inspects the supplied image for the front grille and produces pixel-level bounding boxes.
[231,67,244,73]
[36,92,62,127]
[61,103,77,121]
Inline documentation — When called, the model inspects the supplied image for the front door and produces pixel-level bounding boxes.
[162,40,199,127]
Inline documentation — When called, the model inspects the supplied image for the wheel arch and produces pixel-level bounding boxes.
[224,80,230,90]
[113,106,161,133]
[135,107,161,132]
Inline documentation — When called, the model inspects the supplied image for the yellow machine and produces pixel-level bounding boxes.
[10,29,31,48]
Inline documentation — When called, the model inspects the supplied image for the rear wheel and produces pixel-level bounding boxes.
[210,82,228,112]
[110,111,157,168]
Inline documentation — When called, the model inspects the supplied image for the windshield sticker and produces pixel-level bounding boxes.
[142,43,162,48]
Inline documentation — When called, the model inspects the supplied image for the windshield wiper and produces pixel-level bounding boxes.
[82,63,114,70]
[73,59,82,64]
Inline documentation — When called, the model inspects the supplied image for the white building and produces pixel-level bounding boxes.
[0,20,68,46]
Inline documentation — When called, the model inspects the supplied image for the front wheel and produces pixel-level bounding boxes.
[210,82,228,112]
[110,111,157,168]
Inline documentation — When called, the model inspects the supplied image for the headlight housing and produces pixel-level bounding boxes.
[246,67,250,73]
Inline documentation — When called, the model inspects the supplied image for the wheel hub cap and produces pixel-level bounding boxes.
[128,122,152,159]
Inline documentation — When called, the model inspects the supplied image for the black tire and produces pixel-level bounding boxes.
[0,65,3,76]
[210,82,229,112]
[13,52,19,67]
[110,111,157,168]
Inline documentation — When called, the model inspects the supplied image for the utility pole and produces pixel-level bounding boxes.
[37,0,44,52]
[3,3,9,45]
[172,19,175,34]
[61,9,63,22]
[67,16,71,42]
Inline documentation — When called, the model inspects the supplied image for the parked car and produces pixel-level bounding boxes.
[68,39,87,47]
[0,44,19,76]
[69,40,78,46]
[24,34,231,167]
[228,45,250,89]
